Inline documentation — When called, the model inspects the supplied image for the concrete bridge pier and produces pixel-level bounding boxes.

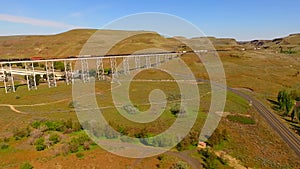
[1,63,16,93]
[96,58,105,80]
[25,62,37,91]
[64,60,73,85]
[45,61,57,88]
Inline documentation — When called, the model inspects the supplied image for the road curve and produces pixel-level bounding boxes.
[228,88,300,157]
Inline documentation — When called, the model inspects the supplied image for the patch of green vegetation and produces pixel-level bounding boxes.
[19,162,33,169]
[198,148,229,169]
[206,128,228,148]
[170,161,191,169]
[34,137,46,151]
[68,138,80,153]
[0,142,9,150]
[170,103,186,117]
[175,130,199,151]
[225,92,250,114]
[280,49,297,54]
[13,127,30,140]
[227,115,255,125]
[49,133,60,144]
[76,152,84,159]
[31,119,82,133]
[31,120,65,131]
[67,132,92,153]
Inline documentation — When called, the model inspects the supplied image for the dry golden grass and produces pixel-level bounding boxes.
[1,30,300,168]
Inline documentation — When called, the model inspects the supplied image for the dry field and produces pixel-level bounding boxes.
[0,30,300,168]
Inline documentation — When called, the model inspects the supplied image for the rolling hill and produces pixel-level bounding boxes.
[0,29,299,60]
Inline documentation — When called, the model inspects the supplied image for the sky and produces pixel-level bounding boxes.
[0,0,299,40]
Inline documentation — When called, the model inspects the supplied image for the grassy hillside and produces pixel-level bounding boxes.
[0,29,97,59]
[239,33,300,52]
[0,29,183,59]
[1,29,298,60]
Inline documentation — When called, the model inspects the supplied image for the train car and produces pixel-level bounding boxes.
[31,56,44,60]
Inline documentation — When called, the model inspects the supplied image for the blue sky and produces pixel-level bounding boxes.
[0,0,299,40]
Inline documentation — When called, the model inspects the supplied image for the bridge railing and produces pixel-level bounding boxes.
[0,53,180,93]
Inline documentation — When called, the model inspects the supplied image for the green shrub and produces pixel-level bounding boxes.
[227,115,255,124]
[19,162,33,169]
[76,152,84,158]
[207,129,228,147]
[104,125,118,139]
[34,137,46,151]
[54,62,65,72]
[170,161,190,169]
[72,121,82,132]
[49,133,60,144]
[76,133,90,145]
[68,102,76,108]
[198,148,227,169]
[0,142,9,150]
[117,125,128,135]
[44,121,65,131]
[65,119,73,129]
[31,121,41,129]
[31,120,65,132]
[83,141,90,150]
[68,138,79,153]
[176,130,199,151]
[13,127,30,140]
[170,104,186,117]
[35,144,46,151]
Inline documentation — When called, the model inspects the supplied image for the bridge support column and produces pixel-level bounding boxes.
[46,61,57,88]
[110,57,118,79]
[64,60,73,85]
[81,59,90,83]
[135,56,141,70]
[25,62,37,90]
[123,57,130,75]
[8,63,15,92]
[1,63,15,93]
[1,64,7,93]
[164,54,168,63]
[168,54,173,60]
[96,58,105,80]
[146,56,151,68]
[156,55,160,66]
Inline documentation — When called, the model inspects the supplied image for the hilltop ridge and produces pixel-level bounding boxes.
[0,29,299,59]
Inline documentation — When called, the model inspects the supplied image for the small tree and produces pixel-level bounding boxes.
[277,90,294,116]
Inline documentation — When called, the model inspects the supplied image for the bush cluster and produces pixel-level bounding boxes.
[207,128,228,147]
[227,115,255,124]
[176,130,199,151]
[198,148,227,169]
[19,162,34,169]
[31,119,82,133]
[0,142,9,150]
[170,161,190,169]
[68,133,92,153]
[13,127,30,140]
[34,137,46,151]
